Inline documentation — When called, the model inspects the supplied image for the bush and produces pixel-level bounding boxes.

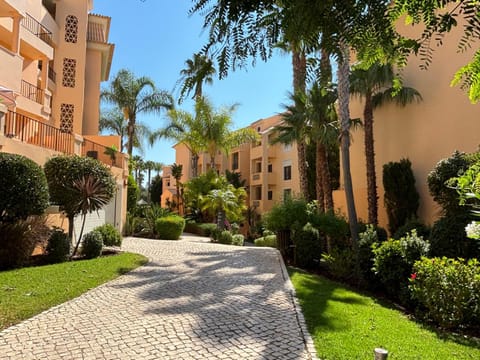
[357,225,380,288]
[310,211,350,247]
[293,223,321,269]
[393,218,431,240]
[232,234,244,246]
[123,213,145,236]
[82,231,103,259]
[410,257,480,330]
[94,223,122,247]
[218,230,233,245]
[155,216,185,240]
[254,235,277,248]
[0,219,37,270]
[383,158,420,234]
[141,204,172,238]
[46,228,70,263]
[184,222,217,237]
[321,247,356,282]
[264,197,308,232]
[429,214,479,259]
[0,153,49,223]
[373,231,430,304]
[127,174,139,212]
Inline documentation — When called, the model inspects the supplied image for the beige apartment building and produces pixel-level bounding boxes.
[162,114,301,215]
[0,0,128,233]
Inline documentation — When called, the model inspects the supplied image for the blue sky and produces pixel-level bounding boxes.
[93,0,293,166]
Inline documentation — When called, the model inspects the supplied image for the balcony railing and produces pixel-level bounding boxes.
[82,138,126,169]
[4,111,75,154]
[21,13,53,45]
[21,80,44,104]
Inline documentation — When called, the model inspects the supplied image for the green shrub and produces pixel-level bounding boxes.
[373,231,430,304]
[123,213,145,236]
[310,211,350,248]
[320,247,356,282]
[358,221,388,242]
[210,227,222,242]
[254,235,277,248]
[383,158,420,234]
[94,223,122,247]
[46,228,70,263]
[393,218,431,240]
[294,223,321,269]
[218,230,233,245]
[429,214,479,259]
[81,231,103,259]
[264,197,308,232]
[142,204,172,237]
[410,257,480,330]
[184,222,217,236]
[358,225,380,288]
[0,220,37,270]
[155,216,185,240]
[149,175,163,205]
[127,174,139,212]
[232,234,244,246]
[0,153,49,223]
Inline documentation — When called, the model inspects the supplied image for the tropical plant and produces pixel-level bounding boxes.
[184,170,224,221]
[0,153,49,223]
[225,169,246,188]
[101,69,173,157]
[350,62,422,225]
[127,174,139,212]
[177,52,216,103]
[44,155,116,253]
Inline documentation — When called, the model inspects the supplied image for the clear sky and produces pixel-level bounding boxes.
[92,0,293,166]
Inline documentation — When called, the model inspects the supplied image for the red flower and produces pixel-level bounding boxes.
[410,273,417,280]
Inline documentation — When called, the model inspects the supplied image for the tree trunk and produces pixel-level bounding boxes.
[127,117,135,157]
[318,142,334,212]
[68,214,74,240]
[71,212,87,258]
[191,153,199,177]
[364,93,378,225]
[315,141,325,213]
[292,47,309,199]
[337,43,359,246]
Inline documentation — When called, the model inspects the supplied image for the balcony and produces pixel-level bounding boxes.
[251,172,262,185]
[251,144,263,160]
[20,80,44,104]
[82,138,126,169]
[21,13,53,46]
[4,111,74,153]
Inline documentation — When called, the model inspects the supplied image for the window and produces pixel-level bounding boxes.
[60,103,74,133]
[232,152,239,170]
[62,58,76,88]
[283,165,292,180]
[267,163,273,173]
[283,189,292,201]
[283,143,292,152]
[254,186,262,200]
[64,15,78,43]
[255,162,262,173]
[267,191,273,200]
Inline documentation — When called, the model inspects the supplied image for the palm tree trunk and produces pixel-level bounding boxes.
[337,43,359,246]
[319,143,334,212]
[364,94,378,225]
[292,46,309,199]
[127,120,134,157]
[192,154,199,177]
[316,141,325,213]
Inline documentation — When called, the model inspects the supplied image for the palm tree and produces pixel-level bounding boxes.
[101,69,173,157]
[144,160,156,202]
[177,53,216,103]
[131,155,144,185]
[171,163,183,213]
[350,62,422,225]
[153,161,164,176]
[99,108,152,154]
[201,184,247,230]
[197,98,259,170]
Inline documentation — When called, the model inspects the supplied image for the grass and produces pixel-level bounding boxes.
[289,268,480,360]
[0,253,148,331]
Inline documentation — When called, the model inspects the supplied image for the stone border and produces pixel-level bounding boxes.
[276,250,319,360]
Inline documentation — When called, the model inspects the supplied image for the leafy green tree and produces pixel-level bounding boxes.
[101,69,173,157]
[184,170,222,222]
[177,53,216,103]
[350,62,422,225]
[44,155,116,247]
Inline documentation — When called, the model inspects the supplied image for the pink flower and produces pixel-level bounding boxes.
[410,273,417,280]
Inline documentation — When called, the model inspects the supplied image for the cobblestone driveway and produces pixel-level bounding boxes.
[0,236,317,359]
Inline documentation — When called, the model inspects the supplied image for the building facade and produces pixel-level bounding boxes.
[0,0,127,233]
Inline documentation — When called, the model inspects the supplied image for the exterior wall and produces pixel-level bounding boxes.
[347,20,480,229]
[83,48,101,134]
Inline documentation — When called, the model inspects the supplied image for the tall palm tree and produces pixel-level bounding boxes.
[171,163,183,213]
[177,53,216,103]
[350,62,422,225]
[153,161,164,176]
[99,108,152,154]
[101,69,173,157]
[144,160,156,202]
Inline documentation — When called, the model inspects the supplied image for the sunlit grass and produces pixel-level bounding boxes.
[289,268,480,360]
[0,253,147,330]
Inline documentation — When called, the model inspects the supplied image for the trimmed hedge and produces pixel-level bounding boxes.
[254,235,277,248]
[232,234,244,246]
[155,216,185,240]
[82,231,103,259]
[184,222,217,237]
[94,223,122,247]
[46,229,70,263]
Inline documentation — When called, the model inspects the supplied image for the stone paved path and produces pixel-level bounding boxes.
[0,235,317,359]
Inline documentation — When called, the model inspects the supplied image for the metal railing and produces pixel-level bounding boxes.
[82,138,126,169]
[4,111,75,154]
[21,80,44,104]
[21,13,53,45]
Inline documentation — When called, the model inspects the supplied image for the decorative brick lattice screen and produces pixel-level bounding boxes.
[60,103,74,133]
[64,15,78,43]
[62,58,76,88]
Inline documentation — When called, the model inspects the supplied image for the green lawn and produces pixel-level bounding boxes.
[0,253,147,331]
[289,268,480,360]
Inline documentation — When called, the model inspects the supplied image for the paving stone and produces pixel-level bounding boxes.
[0,235,317,359]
